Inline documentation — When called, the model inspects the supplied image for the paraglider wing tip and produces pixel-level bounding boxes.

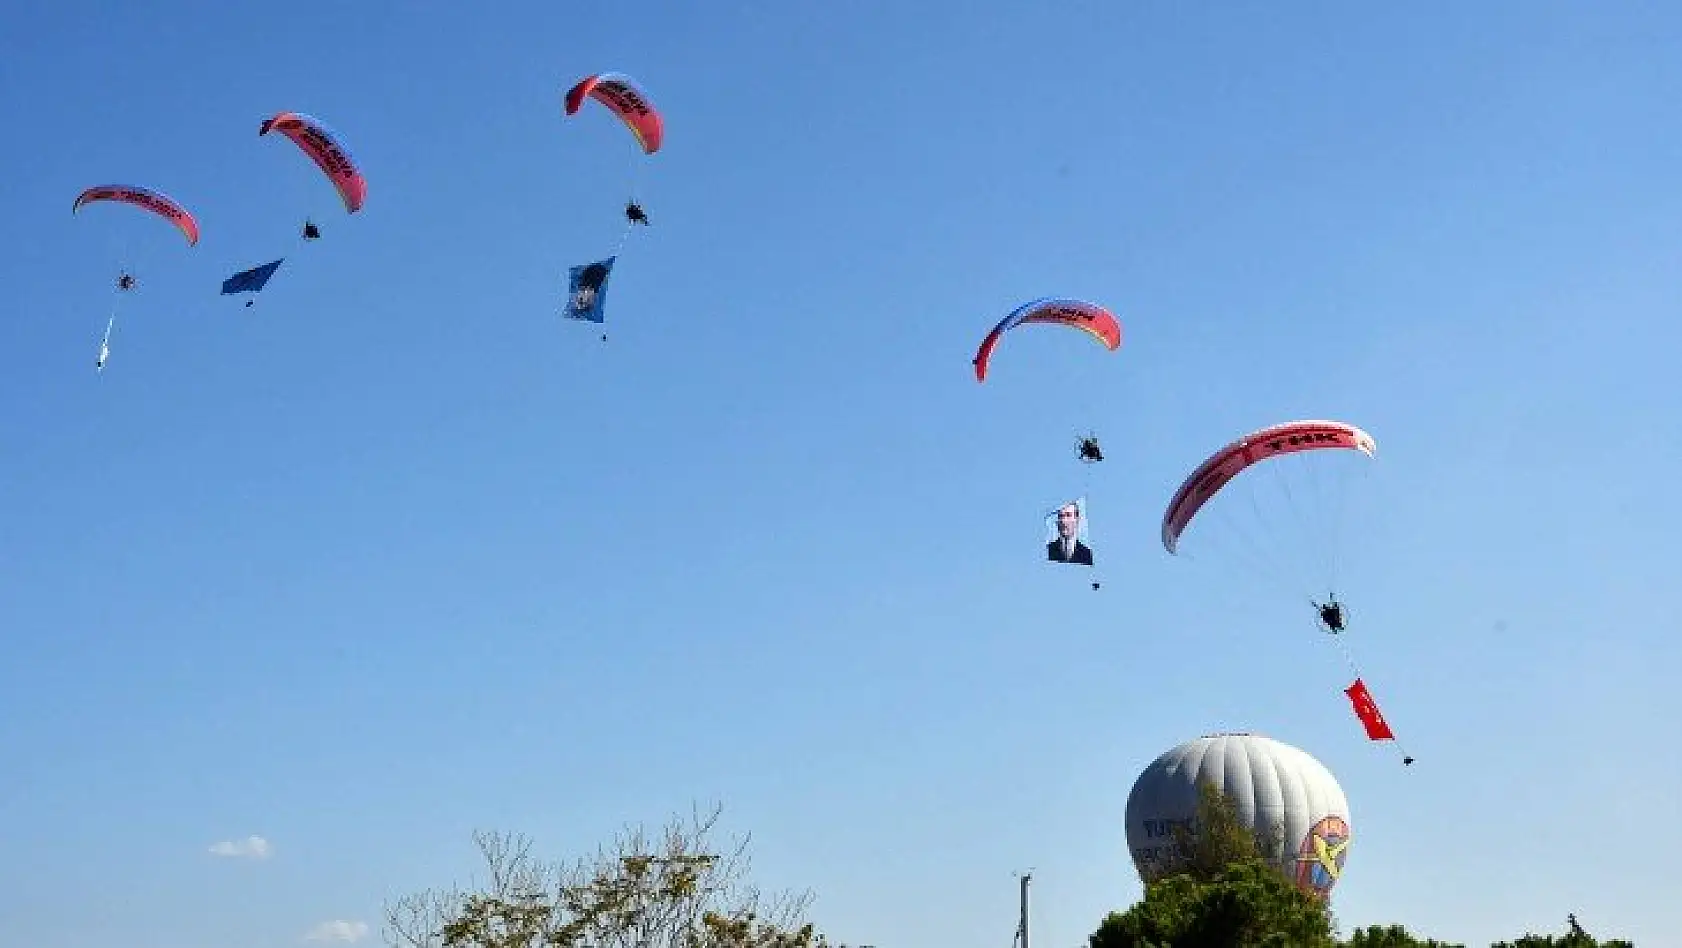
[343,183,367,214]
[563,77,592,114]
[971,342,995,381]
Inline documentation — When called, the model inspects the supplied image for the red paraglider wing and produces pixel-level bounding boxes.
[973,298,1122,381]
[73,185,200,246]
[259,111,367,213]
[1160,420,1377,554]
[564,72,663,154]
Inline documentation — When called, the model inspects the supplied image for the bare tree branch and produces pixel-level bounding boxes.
[383,803,849,948]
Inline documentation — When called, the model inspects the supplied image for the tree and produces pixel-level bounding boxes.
[1091,859,1338,948]
[1090,780,1337,948]
[385,803,852,948]
[1341,923,1464,947]
[1092,783,1638,947]
[1149,780,1289,886]
[1489,913,1635,948]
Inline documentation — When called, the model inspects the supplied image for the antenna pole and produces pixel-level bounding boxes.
[1019,873,1031,948]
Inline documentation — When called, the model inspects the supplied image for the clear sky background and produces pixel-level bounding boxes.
[3,2,1680,946]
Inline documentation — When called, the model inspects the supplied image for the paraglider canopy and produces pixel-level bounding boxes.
[73,185,200,246]
[259,111,367,214]
[1160,420,1376,555]
[564,72,664,154]
[973,298,1121,382]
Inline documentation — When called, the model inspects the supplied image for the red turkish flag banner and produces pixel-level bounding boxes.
[1344,677,1395,741]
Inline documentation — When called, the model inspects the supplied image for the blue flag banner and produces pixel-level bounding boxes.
[563,256,616,323]
[222,259,285,296]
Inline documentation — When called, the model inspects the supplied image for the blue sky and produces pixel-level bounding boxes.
[2,2,1679,946]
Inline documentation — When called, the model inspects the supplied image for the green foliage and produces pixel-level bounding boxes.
[1090,782,1639,947]
[1090,859,1337,948]
[1489,913,1634,948]
[1151,780,1285,885]
[1093,887,1640,948]
[1132,778,1290,889]
[387,804,851,948]
[1342,923,1464,947]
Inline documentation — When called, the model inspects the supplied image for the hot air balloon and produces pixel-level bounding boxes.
[1124,732,1353,901]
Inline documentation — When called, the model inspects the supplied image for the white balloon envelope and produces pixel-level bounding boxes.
[1124,732,1353,900]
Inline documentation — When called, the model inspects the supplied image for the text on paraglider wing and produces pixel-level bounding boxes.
[299,126,356,178]
[602,86,652,116]
[1262,430,1346,454]
[1195,469,1233,497]
[98,188,178,219]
